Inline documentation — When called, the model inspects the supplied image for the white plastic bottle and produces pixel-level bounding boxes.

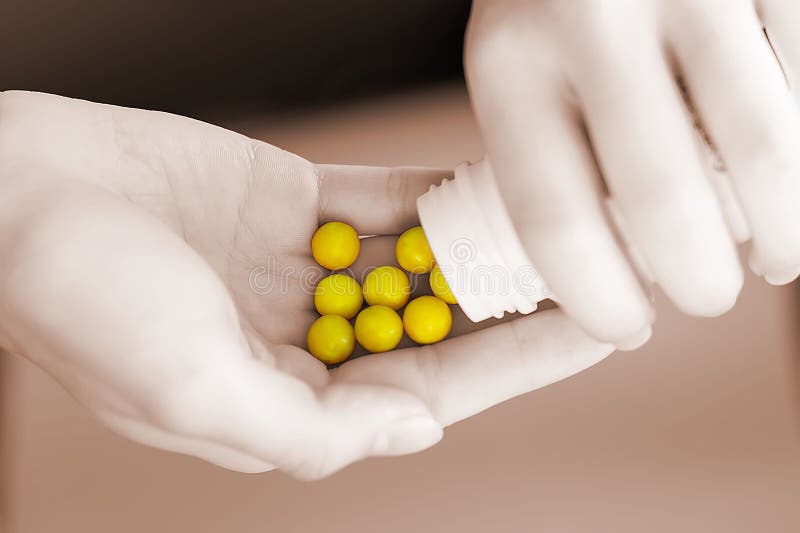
[417,158,554,322]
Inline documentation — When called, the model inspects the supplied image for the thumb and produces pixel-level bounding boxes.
[334,309,616,427]
[182,353,443,480]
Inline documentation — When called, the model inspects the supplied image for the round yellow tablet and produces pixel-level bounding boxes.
[314,273,363,319]
[306,315,355,364]
[354,305,403,353]
[403,295,452,344]
[395,226,435,273]
[362,266,411,310]
[311,221,360,270]
[429,264,458,305]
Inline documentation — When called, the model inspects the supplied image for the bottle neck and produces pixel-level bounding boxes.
[417,159,552,322]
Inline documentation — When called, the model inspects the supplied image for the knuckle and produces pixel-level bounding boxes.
[465,3,557,79]
[539,1,629,48]
[464,21,519,78]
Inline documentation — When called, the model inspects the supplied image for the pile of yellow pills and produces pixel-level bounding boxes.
[362,266,410,310]
[354,305,403,352]
[395,226,435,273]
[306,222,457,364]
[403,295,452,344]
[306,315,355,364]
[314,273,363,319]
[311,221,360,270]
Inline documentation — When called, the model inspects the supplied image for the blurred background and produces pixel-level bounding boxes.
[2,1,799,532]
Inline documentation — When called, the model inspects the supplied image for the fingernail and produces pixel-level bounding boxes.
[765,267,800,286]
[615,325,652,351]
[371,416,443,456]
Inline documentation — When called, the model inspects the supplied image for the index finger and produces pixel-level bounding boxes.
[315,164,451,235]
[333,309,615,427]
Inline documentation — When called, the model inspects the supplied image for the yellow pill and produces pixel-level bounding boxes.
[362,266,411,310]
[311,221,360,270]
[354,305,403,353]
[403,295,452,344]
[429,264,458,305]
[314,274,363,319]
[306,315,355,364]
[395,226,435,273]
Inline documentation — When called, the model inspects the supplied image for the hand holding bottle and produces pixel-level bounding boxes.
[465,0,800,349]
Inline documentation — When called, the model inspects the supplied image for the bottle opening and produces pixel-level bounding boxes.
[417,159,553,322]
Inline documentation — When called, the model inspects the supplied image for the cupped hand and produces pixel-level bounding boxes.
[466,0,800,349]
[0,91,613,479]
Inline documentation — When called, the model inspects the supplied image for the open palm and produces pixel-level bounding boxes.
[0,92,613,479]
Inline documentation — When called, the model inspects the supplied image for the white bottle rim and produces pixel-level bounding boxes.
[417,159,553,322]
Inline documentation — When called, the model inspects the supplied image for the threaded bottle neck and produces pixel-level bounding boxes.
[417,159,553,322]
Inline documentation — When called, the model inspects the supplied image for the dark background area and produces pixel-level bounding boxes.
[0,0,470,118]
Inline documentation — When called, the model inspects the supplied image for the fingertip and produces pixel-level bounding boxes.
[562,296,655,353]
[520,227,656,358]
[670,263,744,318]
[749,246,800,286]
[614,324,652,352]
[764,267,800,286]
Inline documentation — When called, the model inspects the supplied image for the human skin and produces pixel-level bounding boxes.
[0,91,614,479]
[466,0,800,350]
